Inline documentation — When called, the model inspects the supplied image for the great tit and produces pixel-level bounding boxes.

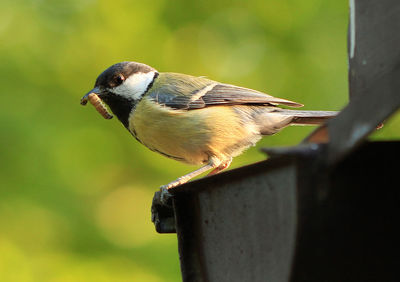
[81,61,337,189]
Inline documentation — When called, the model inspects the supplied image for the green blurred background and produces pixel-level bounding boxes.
[0,0,398,281]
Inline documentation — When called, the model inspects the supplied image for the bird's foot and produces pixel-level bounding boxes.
[158,186,173,206]
[160,176,190,190]
[156,175,192,205]
[151,188,175,233]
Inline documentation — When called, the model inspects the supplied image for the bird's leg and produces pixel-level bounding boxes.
[158,158,222,204]
[208,157,232,176]
[161,157,221,190]
[161,164,215,190]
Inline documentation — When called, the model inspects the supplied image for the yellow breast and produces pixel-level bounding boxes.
[129,98,260,165]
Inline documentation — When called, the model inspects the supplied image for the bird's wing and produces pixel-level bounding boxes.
[147,73,303,110]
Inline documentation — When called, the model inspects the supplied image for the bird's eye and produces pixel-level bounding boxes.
[114,74,125,85]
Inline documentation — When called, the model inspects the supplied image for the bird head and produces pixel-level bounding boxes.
[81,61,158,126]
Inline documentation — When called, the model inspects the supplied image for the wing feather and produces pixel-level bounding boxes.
[147,73,303,110]
[199,84,303,108]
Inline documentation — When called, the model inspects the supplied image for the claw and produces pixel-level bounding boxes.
[159,187,173,206]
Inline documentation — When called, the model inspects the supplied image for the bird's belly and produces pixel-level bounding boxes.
[130,99,261,165]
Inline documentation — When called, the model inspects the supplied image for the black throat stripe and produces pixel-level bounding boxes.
[144,72,159,94]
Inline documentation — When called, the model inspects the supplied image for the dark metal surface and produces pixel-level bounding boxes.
[151,190,175,233]
[150,1,400,281]
[290,142,400,282]
[315,0,400,162]
[168,142,400,282]
[171,157,298,282]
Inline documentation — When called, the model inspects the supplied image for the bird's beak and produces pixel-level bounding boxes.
[80,87,101,106]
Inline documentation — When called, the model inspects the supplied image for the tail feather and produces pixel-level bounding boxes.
[255,109,338,135]
[279,110,338,125]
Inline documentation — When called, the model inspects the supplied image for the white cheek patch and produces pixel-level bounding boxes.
[111,71,155,100]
